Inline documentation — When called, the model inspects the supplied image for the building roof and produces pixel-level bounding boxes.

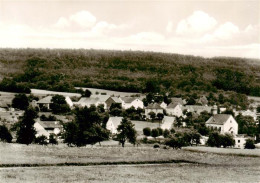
[183,105,212,113]
[146,103,163,109]
[108,117,123,127]
[170,98,184,105]
[167,102,180,109]
[110,97,122,103]
[91,95,110,102]
[121,97,137,103]
[37,96,52,104]
[76,97,99,106]
[161,116,175,129]
[37,121,62,129]
[0,100,10,108]
[206,114,232,125]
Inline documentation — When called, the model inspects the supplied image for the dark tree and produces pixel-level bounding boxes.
[16,107,38,145]
[0,125,13,143]
[151,128,159,138]
[35,135,48,145]
[244,139,255,149]
[157,113,164,121]
[163,129,170,138]
[50,95,70,114]
[49,134,58,145]
[63,122,79,146]
[83,89,92,97]
[143,127,151,136]
[148,111,156,121]
[116,117,137,147]
[206,132,222,147]
[221,133,235,148]
[12,94,29,110]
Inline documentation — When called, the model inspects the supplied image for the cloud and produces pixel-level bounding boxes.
[176,11,217,36]
[55,17,70,28]
[69,11,96,28]
[166,21,173,33]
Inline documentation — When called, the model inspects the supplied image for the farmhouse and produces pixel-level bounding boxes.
[166,102,183,117]
[34,120,62,138]
[182,105,212,115]
[159,102,167,109]
[37,96,73,110]
[74,97,107,109]
[120,97,144,109]
[105,97,122,109]
[145,103,164,118]
[234,135,248,149]
[161,116,175,130]
[205,114,238,135]
[106,116,123,134]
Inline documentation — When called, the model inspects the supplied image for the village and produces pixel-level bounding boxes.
[0,87,259,149]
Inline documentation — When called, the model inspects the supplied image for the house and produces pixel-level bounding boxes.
[205,114,238,135]
[166,102,183,117]
[161,116,175,130]
[234,135,248,149]
[37,96,73,110]
[145,103,164,118]
[34,120,62,138]
[233,109,257,121]
[160,102,167,109]
[105,97,122,109]
[182,105,212,115]
[37,96,53,110]
[106,116,123,134]
[120,97,144,109]
[91,95,110,109]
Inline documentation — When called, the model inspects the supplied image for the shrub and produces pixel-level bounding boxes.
[49,134,58,145]
[35,135,48,145]
[0,125,13,143]
[151,128,159,138]
[153,143,160,148]
[163,129,170,138]
[157,128,163,136]
[245,139,255,149]
[143,127,151,136]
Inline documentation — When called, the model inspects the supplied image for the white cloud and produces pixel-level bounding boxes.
[176,11,217,36]
[69,11,96,28]
[55,17,70,28]
[213,22,239,39]
[166,21,173,33]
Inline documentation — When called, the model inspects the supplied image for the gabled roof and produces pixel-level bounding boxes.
[121,97,137,103]
[91,95,110,102]
[161,116,175,129]
[37,121,62,129]
[146,103,163,109]
[108,117,123,127]
[171,98,184,105]
[167,102,180,109]
[110,97,122,103]
[37,96,52,104]
[206,114,232,125]
[77,97,99,105]
[183,105,212,113]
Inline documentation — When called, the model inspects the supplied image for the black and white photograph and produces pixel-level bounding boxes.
[0,0,259,182]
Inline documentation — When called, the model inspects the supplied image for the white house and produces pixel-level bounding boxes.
[120,97,144,109]
[234,135,248,149]
[182,105,212,115]
[74,97,107,109]
[166,103,183,117]
[161,116,175,130]
[34,120,62,138]
[160,102,167,109]
[145,103,164,118]
[205,114,238,135]
[234,109,257,121]
[106,117,123,134]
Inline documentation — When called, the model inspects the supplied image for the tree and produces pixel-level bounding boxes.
[221,133,235,148]
[16,107,38,145]
[148,111,156,121]
[163,129,170,138]
[244,139,255,149]
[143,127,151,136]
[206,132,222,147]
[49,134,58,145]
[151,128,159,138]
[157,127,163,136]
[63,122,79,146]
[116,117,137,147]
[50,95,70,114]
[157,113,164,121]
[35,135,48,145]
[12,94,29,110]
[0,125,13,143]
[83,89,92,97]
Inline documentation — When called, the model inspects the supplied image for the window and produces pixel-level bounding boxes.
[238,140,240,143]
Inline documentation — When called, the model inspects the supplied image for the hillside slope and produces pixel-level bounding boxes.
[0,48,259,96]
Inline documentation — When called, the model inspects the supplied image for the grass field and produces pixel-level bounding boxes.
[0,143,259,182]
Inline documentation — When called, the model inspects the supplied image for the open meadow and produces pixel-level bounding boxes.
[0,142,259,182]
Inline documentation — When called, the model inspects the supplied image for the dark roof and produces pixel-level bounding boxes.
[121,97,137,103]
[146,103,163,109]
[171,98,183,105]
[37,96,52,104]
[206,114,232,125]
[38,121,62,129]
[167,102,180,109]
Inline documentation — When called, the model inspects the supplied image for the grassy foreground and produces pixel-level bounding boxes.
[0,143,259,182]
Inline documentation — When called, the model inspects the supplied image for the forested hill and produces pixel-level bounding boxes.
[0,48,259,97]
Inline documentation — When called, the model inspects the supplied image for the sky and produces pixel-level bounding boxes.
[0,0,259,59]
